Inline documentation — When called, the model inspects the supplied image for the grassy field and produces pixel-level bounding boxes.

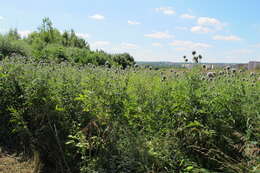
[0,57,259,173]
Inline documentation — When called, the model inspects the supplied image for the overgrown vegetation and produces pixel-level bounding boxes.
[0,56,259,172]
[0,18,135,68]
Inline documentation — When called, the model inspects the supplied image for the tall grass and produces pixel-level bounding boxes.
[0,57,259,173]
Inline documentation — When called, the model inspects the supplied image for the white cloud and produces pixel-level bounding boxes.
[175,26,189,31]
[180,14,196,19]
[89,14,105,20]
[197,17,225,30]
[155,7,176,15]
[213,35,241,41]
[128,20,141,25]
[18,30,32,38]
[152,42,163,47]
[92,41,110,47]
[76,33,90,39]
[144,31,173,39]
[190,17,226,34]
[0,16,4,20]
[198,17,221,25]
[190,26,212,33]
[121,42,138,49]
[170,40,212,50]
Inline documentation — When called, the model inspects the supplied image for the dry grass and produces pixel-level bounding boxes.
[0,152,34,173]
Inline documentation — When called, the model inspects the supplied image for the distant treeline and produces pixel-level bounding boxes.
[0,17,135,68]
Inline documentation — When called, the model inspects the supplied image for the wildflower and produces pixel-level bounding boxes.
[208,78,213,82]
[207,72,216,78]
[161,76,167,82]
[225,66,231,71]
[250,72,256,77]
[105,61,111,68]
[219,71,224,75]
[231,68,236,73]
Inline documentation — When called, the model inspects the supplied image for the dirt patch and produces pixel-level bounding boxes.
[0,152,34,173]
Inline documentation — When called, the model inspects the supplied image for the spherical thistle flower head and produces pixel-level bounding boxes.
[161,76,167,82]
[105,61,111,68]
[250,72,256,77]
[202,64,207,69]
[207,72,215,78]
[219,71,224,75]
[231,68,236,73]
[224,66,231,71]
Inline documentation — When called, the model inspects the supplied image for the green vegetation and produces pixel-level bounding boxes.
[0,18,259,173]
[0,56,259,173]
[0,18,135,68]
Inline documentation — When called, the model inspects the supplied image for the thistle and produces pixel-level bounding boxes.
[161,76,167,82]
[219,71,224,75]
[250,72,256,77]
[207,72,216,78]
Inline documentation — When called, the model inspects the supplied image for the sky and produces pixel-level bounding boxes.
[1,0,260,63]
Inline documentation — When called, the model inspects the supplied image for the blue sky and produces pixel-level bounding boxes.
[1,0,260,63]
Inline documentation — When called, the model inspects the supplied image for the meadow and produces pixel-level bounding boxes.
[0,56,259,173]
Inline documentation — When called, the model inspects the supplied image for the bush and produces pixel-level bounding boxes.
[0,58,259,173]
[0,35,31,60]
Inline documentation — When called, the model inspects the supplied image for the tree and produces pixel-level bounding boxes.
[113,53,135,69]
[7,29,20,40]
